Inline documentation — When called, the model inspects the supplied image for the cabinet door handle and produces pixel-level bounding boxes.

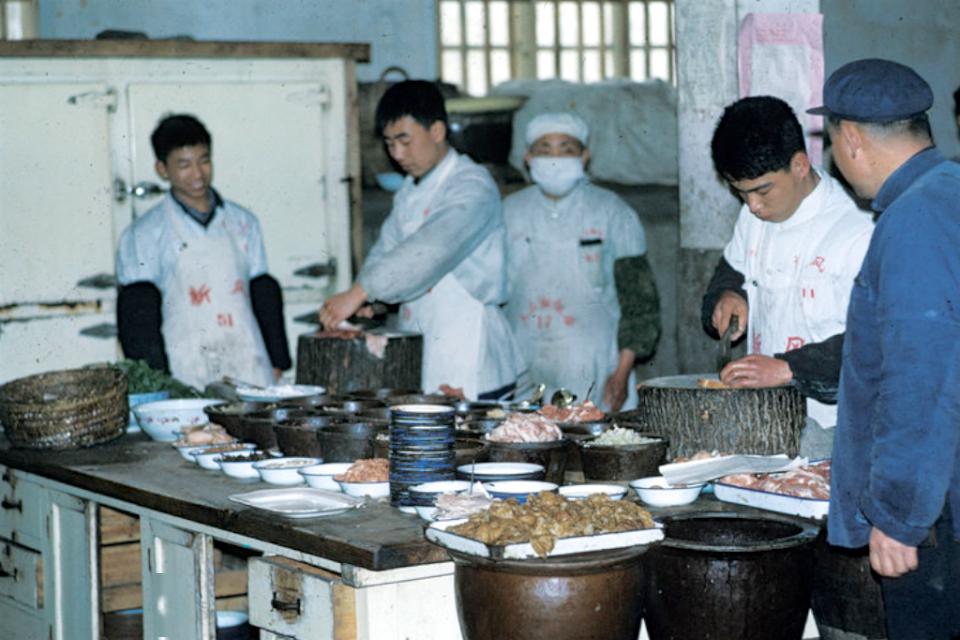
[270,593,301,614]
[294,259,337,278]
[1,498,22,512]
[76,273,117,289]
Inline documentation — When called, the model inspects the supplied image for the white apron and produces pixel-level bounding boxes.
[391,157,490,398]
[744,220,835,427]
[160,202,274,390]
[509,211,637,412]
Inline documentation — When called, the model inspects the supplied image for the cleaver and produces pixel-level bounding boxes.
[716,314,739,373]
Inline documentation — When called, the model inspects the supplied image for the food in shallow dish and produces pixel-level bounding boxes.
[720,460,831,499]
[584,426,659,447]
[335,458,389,483]
[629,476,705,507]
[539,400,605,423]
[485,413,562,443]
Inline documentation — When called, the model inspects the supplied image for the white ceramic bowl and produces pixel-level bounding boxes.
[128,390,171,432]
[483,480,559,504]
[455,462,545,482]
[298,462,353,491]
[558,483,629,501]
[218,451,272,479]
[216,609,249,628]
[253,457,321,485]
[175,442,213,462]
[629,476,705,507]
[193,444,256,471]
[414,505,439,521]
[235,384,326,403]
[337,479,390,499]
[134,398,226,442]
[409,480,471,498]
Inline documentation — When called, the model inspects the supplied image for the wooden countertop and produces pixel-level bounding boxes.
[0,40,370,61]
[0,433,444,571]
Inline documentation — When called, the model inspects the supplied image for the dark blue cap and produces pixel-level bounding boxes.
[807,58,933,123]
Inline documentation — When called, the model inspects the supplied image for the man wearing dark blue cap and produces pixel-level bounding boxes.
[814,58,960,639]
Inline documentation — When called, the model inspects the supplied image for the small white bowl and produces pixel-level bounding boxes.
[298,462,354,491]
[409,480,471,497]
[176,442,213,462]
[218,452,272,479]
[254,457,321,485]
[483,480,558,504]
[194,444,256,470]
[134,398,226,442]
[337,479,390,499]
[558,483,629,501]
[216,609,249,628]
[414,505,439,521]
[629,476,705,507]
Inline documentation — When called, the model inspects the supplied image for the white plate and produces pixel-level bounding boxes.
[229,488,363,518]
[713,481,829,520]
[235,384,326,402]
[426,518,663,560]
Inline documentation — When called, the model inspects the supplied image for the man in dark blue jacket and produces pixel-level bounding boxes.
[811,59,960,639]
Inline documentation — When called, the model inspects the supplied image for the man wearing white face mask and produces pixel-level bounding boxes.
[504,113,661,411]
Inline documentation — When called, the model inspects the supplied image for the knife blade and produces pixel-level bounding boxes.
[716,314,739,373]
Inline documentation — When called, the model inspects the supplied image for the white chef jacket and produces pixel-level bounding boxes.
[504,181,647,411]
[357,149,524,397]
[723,168,874,427]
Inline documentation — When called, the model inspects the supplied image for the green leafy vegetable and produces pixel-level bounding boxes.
[113,359,203,398]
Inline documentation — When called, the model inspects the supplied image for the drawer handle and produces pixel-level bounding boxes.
[270,594,301,615]
[0,567,17,580]
[1,498,22,512]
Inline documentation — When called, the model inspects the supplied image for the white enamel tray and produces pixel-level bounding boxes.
[229,488,364,518]
[713,481,829,520]
[426,518,664,560]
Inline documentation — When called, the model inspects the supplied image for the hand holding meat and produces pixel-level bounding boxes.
[720,354,792,388]
[711,291,748,340]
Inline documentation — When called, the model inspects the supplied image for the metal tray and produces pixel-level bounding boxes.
[426,518,663,560]
[229,487,364,518]
[713,481,829,520]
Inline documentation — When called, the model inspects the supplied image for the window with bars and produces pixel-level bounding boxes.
[438,0,675,96]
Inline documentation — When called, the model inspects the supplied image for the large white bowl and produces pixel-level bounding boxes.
[298,462,353,491]
[337,479,390,499]
[134,398,226,442]
[558,483,629,501]
[253,457,321,485]
[629,476,705,507]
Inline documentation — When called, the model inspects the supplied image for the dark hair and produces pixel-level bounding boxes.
[711,96,806,181]
[375,80,448,136]
[827,113,932,141]
[151,114,211,162]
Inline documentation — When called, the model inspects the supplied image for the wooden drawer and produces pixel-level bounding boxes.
[0,540,43,610]
[0,467,47,550]
[249,556,356,639]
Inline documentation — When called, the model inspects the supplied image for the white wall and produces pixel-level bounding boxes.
[38,0,438,82]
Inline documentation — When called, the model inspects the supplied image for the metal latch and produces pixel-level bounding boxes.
[294,258,337,279]
[77,273,117,289]
[67,87,118,112]
[114,178,166,203]
[79,323,118,339]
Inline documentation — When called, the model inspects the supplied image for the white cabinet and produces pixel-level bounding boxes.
[0,41,367,383]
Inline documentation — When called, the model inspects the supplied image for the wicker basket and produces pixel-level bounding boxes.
[0,367,128,449]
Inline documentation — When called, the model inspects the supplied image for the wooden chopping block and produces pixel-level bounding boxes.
[615,374,806,459]
[295,329,423,395]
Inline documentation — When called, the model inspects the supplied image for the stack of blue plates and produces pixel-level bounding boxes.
[389,404,456,507]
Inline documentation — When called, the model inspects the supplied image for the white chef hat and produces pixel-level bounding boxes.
[525,112,590,147]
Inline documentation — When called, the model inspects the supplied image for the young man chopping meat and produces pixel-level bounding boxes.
[503,112,660,412]
[816,58,960,638]
[702,96,873,458]
[319,81,523,400]
[115,114,290,389]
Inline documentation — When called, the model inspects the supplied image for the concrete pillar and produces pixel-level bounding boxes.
[511,1,536,80]
[673,0,819,373]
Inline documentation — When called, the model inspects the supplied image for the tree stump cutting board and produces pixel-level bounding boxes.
[295,330,423,395]
[614,374,806,459]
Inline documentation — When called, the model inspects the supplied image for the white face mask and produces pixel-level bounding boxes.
[529,156,585,197]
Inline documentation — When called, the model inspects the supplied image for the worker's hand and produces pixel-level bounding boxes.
[319,284,368,330]
[720,355,792,388]
[869,527,918,577]
[712,292,748,340]
[272,368,283,382]
[603,370,630,412]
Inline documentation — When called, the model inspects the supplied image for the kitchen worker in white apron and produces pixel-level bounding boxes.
[319,81,523,400]
[115,114,290,390]
[702,96,873,458]
[504,113,660,412]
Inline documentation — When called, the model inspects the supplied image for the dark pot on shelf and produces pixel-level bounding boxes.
[347,388,421,401]
[238,408,310,449]
[388,394,458,407]
[644,511,818,640]
[204,401,273,439]
[451,545,646,640]
[278,394,340,410]
[274,414,333,458]
[317,421,386,462]
[484,438,568,485]
[578,435,668,482]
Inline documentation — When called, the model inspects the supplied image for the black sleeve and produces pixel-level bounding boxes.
[774,333,844,404]
[613,255,661,360]
[250,274,292,371]
[117,281,169,372]
[701,255,747,339]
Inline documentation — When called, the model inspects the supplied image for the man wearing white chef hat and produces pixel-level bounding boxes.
[115,114,290,390]
[504,112,661,412]
[702,96,873,458]
[320,80,524,401]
